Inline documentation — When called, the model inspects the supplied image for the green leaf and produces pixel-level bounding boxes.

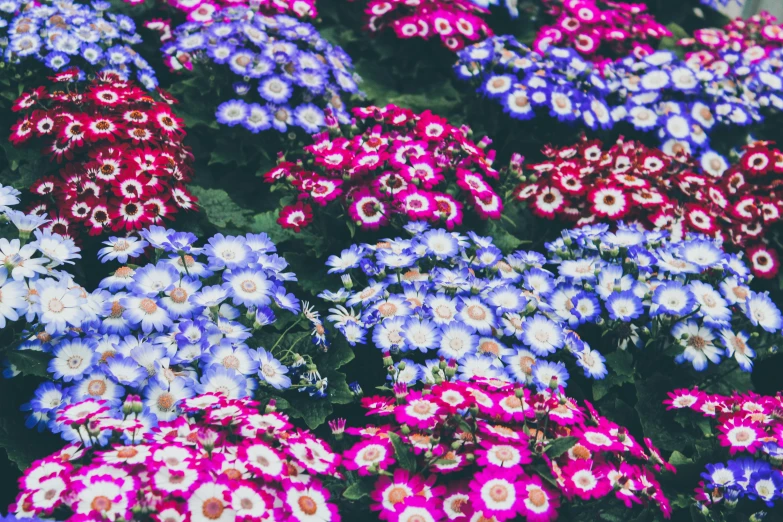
[659,23,689,57]
[7,351,50,377]
[251,211,298,246]
[668,450,693,467]
[190,187,253,229]
[387,432,416,472]
[544,436,578,458]
[342,480,374,500]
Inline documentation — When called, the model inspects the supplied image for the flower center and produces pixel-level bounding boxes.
[297,495,318,516]
[157,392,175,410]
[240,280,257,293]
[87,379,107,396]
[117,447,138,459]
[48,299,65,313]
[67,355,83,369]
[467,305,486,321]
[91,496,112,512]
[202,498,224,520]
[170,287,188,304]
[490,484,509,502]
[528,489,547,507]
[140,298,158,314]
[222,355,240,370]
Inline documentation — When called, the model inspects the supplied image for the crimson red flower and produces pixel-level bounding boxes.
[9,69,196,238]
[278,202,314,232]
[263,104,501,232]
[513,137,783,277]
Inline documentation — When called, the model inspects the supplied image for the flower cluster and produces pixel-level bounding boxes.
[532,0,671,61]
[9,69,195,238]
[343,379,672,521]
[18,225,330,442]
[11,393,343,522]
[456,38,783,152]
[0,184,81,332]
[159,10,360,134]
[0,0,157,88]
[606,48,783,154]
[162,0,317,20]
[455,37,617,131]
[679,11,783,63]
[321,224,602,387]
[264,104,502,232]
[545,224,783,373]
[513,137,783,277]
[665,389,783,512]
[361,0,492,51]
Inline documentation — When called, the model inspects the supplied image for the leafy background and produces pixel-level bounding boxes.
[2,0,783,520]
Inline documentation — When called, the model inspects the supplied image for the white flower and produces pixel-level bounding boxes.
[187,482,235,522]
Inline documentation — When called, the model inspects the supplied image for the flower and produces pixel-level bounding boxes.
[363,0,492,51]
[158,11,358,134]
[11,394,340,521]
[264,104,502,232]
[10,70,195,239]
[1,0,157,87]
[346,380,670,521]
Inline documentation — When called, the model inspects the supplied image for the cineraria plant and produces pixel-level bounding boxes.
[0,0,158,89]
[664,389,783,518]
[155,9,361,135]
[0,183,81,336]
[321,223,605,389]
[10,393,344,522]
[512,137,783,278]
[531,0,671,62]
[455,39,783,153]
[545,224,783,374]
[263,104,503,234]
[357,0,492,51]
[455,37,617,132]
[341,379,673,521]
[17,225,351,436]
[9,68,196,238]
[133,0,317,20]
[678,11,783,63]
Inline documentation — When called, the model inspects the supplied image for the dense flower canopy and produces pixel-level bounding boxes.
[11,394,342,521]
[264,104,503,232]
[360,0,493,51]
[456,37,783,153]
[157,10,361,134]
[17,225,329,443]
[514,137,783,277]
[343,379,673,521]
[0,0,158,88]
[9,69,195,237]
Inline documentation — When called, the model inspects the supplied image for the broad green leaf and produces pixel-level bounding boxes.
[544,436,578,458]
[387,432,416,472]
[342,480,374,500]
[189,187,253,229]
[7,351,50,378]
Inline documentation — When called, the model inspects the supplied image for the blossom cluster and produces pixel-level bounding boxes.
[161,0,317,20]
[9,69,195,238]
[18,225,330,443]
[321,223,603,388]
[665,389,783,511]
[361,0,492,51]
[11,393,343,522]
[0,184,81,331]
[532,0,671,61]
[455,38,783,152]
[342,379,672,521]
[545,224,783,373]
[263,104,503,232]
[0,0,158,89]
[158,10,360,134]
[679,11,783,62]
[455,37,618,131]
[513,137,783,277]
